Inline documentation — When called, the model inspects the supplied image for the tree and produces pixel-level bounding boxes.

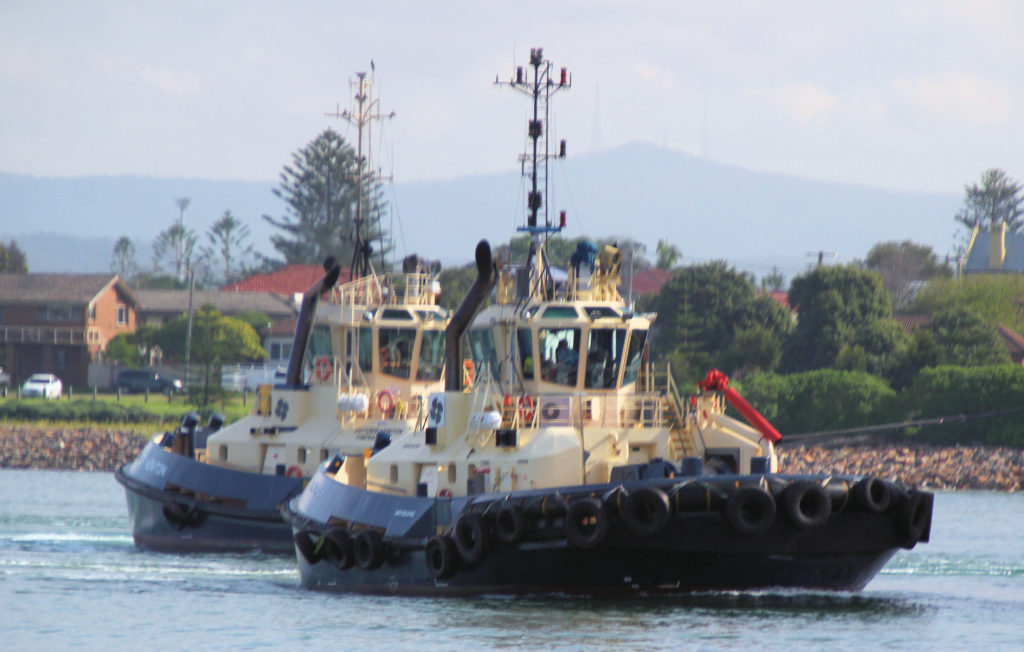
[110,236,138,280]
[263,129,386,268]
[955,168,1024,233]
[655,239,681,270]
[638,260,793,381]
[863,240,952,309]
[909,274,1024,333]
[437,263,478,311]
[782,265,907,375]
[156,306,265,405]
[201,210,254,286]
[760,266,786,292]
[104,323,162,367]
[0,239,28,273]
[152,222,198,280]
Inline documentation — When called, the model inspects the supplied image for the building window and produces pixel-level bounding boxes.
[89,304,97,321]
[87,329,101,343]
[116,304,128,325]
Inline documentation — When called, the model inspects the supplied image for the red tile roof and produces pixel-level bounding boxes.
[997,325,1024,364]
[627,268,673,296]
[892,314,932,332]
[222,264,349,295]
[766,290,791,311]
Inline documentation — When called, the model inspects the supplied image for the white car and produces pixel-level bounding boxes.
[22,373,62,399]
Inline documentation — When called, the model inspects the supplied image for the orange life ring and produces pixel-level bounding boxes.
[438,488,452,498]
[314,356,333,382]
[286,465,302,478]
[518,394,535,423]
[377,389,395,414]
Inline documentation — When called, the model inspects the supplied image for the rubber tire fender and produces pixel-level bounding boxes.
[495,503,526,545]
[566,497,611,548]
[453,512,491,564]
[621,486,671,536]
[353,529,386,570]
[781,481,832,529]
[425,535,459,580]
[854,476,892,514]
[898,490,932,546]
[293,530,323,565]
[724,487,776,535]
[321,528,355,570]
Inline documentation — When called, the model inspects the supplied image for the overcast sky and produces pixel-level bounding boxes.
[2,1,1022,195]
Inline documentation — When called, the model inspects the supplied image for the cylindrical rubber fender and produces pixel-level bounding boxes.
[781,481,832,529]
[453,512,491,564]
[293,530,323,565]
[669,482,723,513]
[724,487,776,535]
[321,528,355,570]
[621,486,671,536]
[566,497,611,548]
[897,491,932,546]
[495,503,526,545]
[425,535,459,580]
[853,476,892,514]
[352,529,386,570]
[525,492,569,519]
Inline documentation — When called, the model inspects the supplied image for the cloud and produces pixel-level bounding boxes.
[771,83,837,124]
[893,74,1011,125]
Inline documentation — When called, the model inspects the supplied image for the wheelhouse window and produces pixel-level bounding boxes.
[585,328,627,389]
[416,329,445,381]
[303,325,333,379]
[622,330,648,386]
[539,327,581,386]
[379,327,415,378]
[517,328,534,380]
[468,328,498,382]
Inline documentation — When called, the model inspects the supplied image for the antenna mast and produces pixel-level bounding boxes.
[326,65,395,279]
[495,47,571,239]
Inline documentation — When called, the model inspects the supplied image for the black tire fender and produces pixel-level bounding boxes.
[321,528,355,570]
[781,481,832,529]
[453,512,491,564]
[425,535,459,580]
[495,503,526,545]
[621,486,671,536]
[352,529,386,570]
[566,497,611,548]
[724,487,776,535]
[293,530,323,565]
[854,476,892,513]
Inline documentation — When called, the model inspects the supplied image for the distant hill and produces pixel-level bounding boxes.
[1,143,961,282]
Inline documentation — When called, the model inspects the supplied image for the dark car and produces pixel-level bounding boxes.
[114,369,183,395]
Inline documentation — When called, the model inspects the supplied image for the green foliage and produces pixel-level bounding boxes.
[955,168,1024,233]
[437,263,478,311]
[156,306,266,405]
[199,210,254,285]
[909,274,1024,333]
[782,264,907,375]
[760,266,786,292]
[0,394,251,426]
[638,260,793,380]
[103,323,161,367]
[737,369,898,436]
[152,222,198,280]
[655,239,681,270]
[864,240,952,309]
[111,236,138,280]
[0,239,28,273]
[263,128,387,267]
[902,365,1024,446]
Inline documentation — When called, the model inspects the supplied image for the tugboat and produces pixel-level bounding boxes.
[115,68,450,553]
[281,48,934,594]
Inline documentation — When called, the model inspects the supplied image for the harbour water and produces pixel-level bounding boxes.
[0,470,1021,650]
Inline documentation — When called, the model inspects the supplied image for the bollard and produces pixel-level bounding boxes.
[68,386,72,400]
[117,387,121,402]
[92,386,97,402]
[242,388,247,407]
[145,388,149,403]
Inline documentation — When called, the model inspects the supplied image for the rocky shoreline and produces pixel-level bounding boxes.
[1,425,1022,491]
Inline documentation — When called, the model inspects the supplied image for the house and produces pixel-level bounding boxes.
[962,222,1024,274]
[134,289,297,327]
[0,273,139,387]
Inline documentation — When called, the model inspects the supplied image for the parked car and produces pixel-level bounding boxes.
[114,369,183,395]
[21,373,62,399]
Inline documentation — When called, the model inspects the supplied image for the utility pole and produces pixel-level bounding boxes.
[807,250,837,268]
[175,197,191,283]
